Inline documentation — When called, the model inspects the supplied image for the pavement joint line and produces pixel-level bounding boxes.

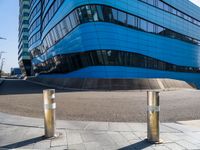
[64,130,68,149]
[0,122,42,129]
[161,123,184,133]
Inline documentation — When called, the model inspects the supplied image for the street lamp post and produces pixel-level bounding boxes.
[0,37,6,77]
[0,51,6,60]
[0,58,5,78]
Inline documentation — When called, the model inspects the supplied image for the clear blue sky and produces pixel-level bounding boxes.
[0,0,19,73]
[0,0,199,73]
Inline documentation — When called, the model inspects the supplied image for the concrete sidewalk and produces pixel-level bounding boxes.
[0,112,200,150]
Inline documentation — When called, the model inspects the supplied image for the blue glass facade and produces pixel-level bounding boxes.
[27,0,200,87]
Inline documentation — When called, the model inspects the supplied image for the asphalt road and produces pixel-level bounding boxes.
[0,79,200,122]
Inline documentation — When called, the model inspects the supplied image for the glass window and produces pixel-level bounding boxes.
[59,20,68,36]
[163,3,169,11]
[127,14,137,28]
[65,17,72,32]
[140,19,147,31]
[112,9,118,23]
[96,5,104,21]
[117,10,127,24]
[158,0,163,9]
[90,5,98,21]
[86,5,93,21]
[46,34,51,48]
[168,6,173,13]
[80,6,89,23]
[57,24,64,38]
[147,0,154,5]
[48,31,54,46]
[62,17,70,33]
[177,11,182,17]
[43,38,48,49]
[102,7,113,22]
[147,22,154,33]
[72,10,80,25]
[171,8,177,15]
[54,25,61,40]
[69,13,77,28]
[157,26,164,34]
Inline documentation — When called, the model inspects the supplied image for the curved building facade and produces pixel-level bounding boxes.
[26,0,200,88]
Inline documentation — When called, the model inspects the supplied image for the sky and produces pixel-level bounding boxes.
[0,0,200,73]
[0,0,19,73]
[190,0,200,7]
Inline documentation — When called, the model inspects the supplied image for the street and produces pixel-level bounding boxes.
[0,79,200,122]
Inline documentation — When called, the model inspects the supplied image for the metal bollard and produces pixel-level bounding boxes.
[43,89,57,138]
[147,91,163,144]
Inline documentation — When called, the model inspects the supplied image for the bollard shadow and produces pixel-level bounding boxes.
[119,139,154,150]
[0,136,46,149]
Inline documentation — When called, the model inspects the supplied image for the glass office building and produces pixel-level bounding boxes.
[18,0,31,76]
[22,0,200,87]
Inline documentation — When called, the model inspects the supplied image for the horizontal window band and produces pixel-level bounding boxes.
[139,0,200,27]
[33,49,200,75]
[29,4,200,56]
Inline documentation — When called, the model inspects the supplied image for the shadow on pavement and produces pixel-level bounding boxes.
[119,139,153,150]
[0,136,46,149]
[0,79,79,95]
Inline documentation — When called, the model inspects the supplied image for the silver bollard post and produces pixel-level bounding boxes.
[43,89,57,138]
[147,91,163,144]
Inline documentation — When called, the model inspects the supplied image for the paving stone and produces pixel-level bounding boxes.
[160,124,181,133]
[119,139,154,150]
[176,140,199,149]
[84,142,102,150]
[92,133,116,146]
[85,122,108,131]
[126,123,147,132]
[164,143,185,150]
[66,131,83,145]
[81,132,97,142]
[184,132,200,142]
[102,145,118,150]
[57,120,89,130]
[142,147,155,150]
[164,123,200,132]
[120,131,140,141]
[181,135,200,145]
[1,112,200,150]
[16,144,34,149]
[50,145,68,150]
[108,132,130,147]
[51,130,67,147]
[109,123,132,132]
[33,139,51,149]
[133,132,147,140]
[68,143,86,150]
[153,145,170,150]
[161,133,184,142]
[0,113,42,128]
[0,127,32,148]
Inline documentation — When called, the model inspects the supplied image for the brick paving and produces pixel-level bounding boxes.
[0,112,200,150]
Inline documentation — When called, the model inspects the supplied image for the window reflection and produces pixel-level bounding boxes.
[30,4,200,56]
[33,50,200,74]
[139,0,200,27]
